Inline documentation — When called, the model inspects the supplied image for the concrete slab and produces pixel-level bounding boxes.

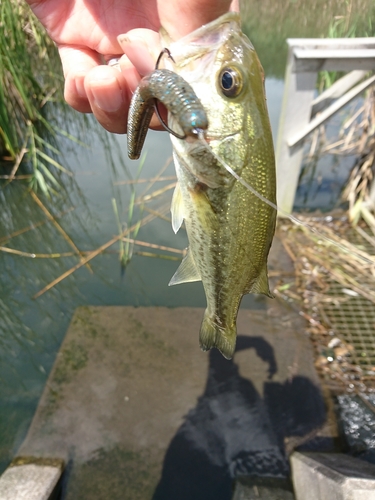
[232,477,295,499]
[0,458,63,500]
[15,305,335,500]
[290,451,375,500]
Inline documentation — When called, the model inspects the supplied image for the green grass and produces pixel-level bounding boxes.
[241,0,375,80]
[319,9,374,90]
[0,0,75,193]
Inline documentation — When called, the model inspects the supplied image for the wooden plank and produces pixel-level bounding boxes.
[288,74,375,147]
[288,38,375,48]
[275,46,317,215]
[311,70,368,116]
[295,57,375,73]
[294,49,375,59]
[293,47,375,71]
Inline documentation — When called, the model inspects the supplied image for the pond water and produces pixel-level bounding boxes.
[0,77,286,475]
[1,0,374,488]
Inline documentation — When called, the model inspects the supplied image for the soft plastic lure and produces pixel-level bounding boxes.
[127,68,208,159]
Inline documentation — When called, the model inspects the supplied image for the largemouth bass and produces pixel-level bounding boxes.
[127,12,276,359]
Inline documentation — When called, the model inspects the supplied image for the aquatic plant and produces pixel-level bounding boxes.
[112,154,148,269]
[0,0,75,193]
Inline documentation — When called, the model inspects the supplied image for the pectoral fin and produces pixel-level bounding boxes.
[168,249,201,286]
[189,189,217,230]
[247,265,274,298]
[171,182,184,234]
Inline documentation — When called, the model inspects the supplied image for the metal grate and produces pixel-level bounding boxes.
[278,216,375,394]
[324,284,375,369]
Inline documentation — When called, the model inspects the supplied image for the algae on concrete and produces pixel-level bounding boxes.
[232,476,295,499]
[16,305,337,499]
[64,446,159,500]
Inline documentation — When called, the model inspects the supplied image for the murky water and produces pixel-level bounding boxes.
[0,78,284,474]
[1,0,375,490]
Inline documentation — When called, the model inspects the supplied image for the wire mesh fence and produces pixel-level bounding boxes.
[277,214,375,394]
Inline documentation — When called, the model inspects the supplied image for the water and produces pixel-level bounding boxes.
[294,109,360,212]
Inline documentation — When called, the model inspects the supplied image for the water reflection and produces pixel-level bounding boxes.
[153,335,326,500]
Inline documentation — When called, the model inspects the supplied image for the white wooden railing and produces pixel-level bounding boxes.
[275,38,375,215]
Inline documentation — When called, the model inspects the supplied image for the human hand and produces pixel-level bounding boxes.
[26,0,239,134]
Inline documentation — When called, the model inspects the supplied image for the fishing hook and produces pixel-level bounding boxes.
[155,48,175,69]
[153,48,187,140]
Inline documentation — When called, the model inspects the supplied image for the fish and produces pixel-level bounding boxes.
[126,12,276,359]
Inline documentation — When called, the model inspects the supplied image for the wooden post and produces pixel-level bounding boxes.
[275,42,317,215]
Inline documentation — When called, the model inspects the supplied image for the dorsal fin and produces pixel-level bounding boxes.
[168,248,201,286]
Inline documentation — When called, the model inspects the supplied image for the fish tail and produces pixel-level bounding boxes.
[199,311,236,360]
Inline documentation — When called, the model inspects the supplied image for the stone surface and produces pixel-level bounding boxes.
[0,461,62,500]
[232,477,295,499]
[13,302,334,500]
[291,451,375,500]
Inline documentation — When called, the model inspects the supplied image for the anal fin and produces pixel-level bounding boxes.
[247,265,274,298]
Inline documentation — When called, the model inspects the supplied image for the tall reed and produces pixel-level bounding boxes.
[0,0,73,193]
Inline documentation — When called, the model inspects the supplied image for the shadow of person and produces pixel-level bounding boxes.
[152,335,326,500]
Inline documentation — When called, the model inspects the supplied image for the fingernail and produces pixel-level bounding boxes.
[117,34,139,50]
[117,34,155,75]
[90,77,123,112]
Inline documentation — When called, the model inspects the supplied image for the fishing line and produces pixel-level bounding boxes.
[196,131,375,266]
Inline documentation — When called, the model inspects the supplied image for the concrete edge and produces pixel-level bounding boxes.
[290,451,375,500]
[0,457,64,500]
[291,451,346,484]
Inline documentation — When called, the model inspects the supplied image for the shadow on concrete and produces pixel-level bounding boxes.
[152,335,326,500]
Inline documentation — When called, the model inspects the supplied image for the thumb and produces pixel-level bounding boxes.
[117,29,161,77]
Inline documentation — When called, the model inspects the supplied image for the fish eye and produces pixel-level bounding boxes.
[218,66,243,98]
